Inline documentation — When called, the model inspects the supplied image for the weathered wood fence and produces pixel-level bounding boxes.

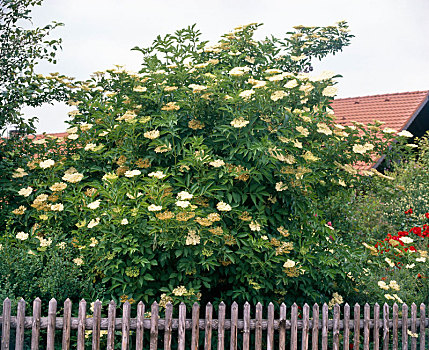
[0,298,427,349]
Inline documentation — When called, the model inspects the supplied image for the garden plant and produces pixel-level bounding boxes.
[0,22,418,309]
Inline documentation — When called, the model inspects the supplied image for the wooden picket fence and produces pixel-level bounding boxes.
[0,298,428,350]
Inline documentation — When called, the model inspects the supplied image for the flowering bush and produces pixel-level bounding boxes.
[356,212,429,305]
[0,22,411,305]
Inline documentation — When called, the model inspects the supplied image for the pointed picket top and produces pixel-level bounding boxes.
[355,302,360,308]
[109,299,116,307]
[124,300,131,307]
[281,302,286,308]
[35,297,41,302]
[138,300,144,306]
[364,303,370,309]
[393,302,398,308]
[206,301,212,307]
[322,303,328,310]
[219,301,225,306]
[151,301,158,307]
[256,301,262,308]
[374,302,379,307]
[244,301,250,307]
[411,302,417,308]
[292,302,298,307]
[232,301,238,307]
[165,301,172,308]
[80,299,87,304]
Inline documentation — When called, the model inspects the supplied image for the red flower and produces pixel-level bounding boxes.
[410,227,422,236]
[418,273,422,279]
[405,208,413,214]
[425,213,429,219]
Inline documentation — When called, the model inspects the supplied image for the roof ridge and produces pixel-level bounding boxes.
[334,90,429,101]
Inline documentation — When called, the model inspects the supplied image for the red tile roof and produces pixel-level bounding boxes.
[331,90,429,170]
[331,90,429,131]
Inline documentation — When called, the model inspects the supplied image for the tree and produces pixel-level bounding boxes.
[0,0,71,135]
[1,22,409,306]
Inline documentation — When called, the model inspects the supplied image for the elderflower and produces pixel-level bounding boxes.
[87,200,101,210]
[18,187,33,197]
[39,159,55,169]
[216,202,232,212]
[177,191,193,200]
[230,117,250,128]
[144,130,160,139]
[16,232,29,240]
[124,170,141,178]
[148,171,166,179]
[209,159,225,167]
[148,204,162,212]
[176,200,191,208]
[377,281,389,290]
[283,259,296,268]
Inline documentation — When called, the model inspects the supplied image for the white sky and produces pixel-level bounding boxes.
[21,0,429,133]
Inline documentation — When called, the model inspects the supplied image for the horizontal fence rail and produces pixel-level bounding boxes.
[0,298,427,349]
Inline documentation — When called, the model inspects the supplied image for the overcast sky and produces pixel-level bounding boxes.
[21,0,429,133]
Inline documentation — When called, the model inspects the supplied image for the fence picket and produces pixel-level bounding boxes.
[15,299,25,350]
[363,303,370,350]
[204,302,213,350]
[255,303,262,350]
[106,301,116,350]
[354,303,360,350]
[321,303,328,350]
[383,303,389,350]
[411,303,417,350]
[332,304,339,350]
[178,303,186,350]
[392,303,399,350]
[291,303,298,350]
[343,304,350,350]
[77,300,86,350]
[92,300,102,350]
[230,302,238,350]
[279,303,287,350]
[1,298,11,350]
[267,303,274,350]
[31,298,41,350]
[121,301,131,350]
[419,303,425,350]
[191,302,200,350]
[402,303,408,350]
[302,304,310,350]
[149,302,159,350]
[217,302,225,350]
[163,302,172,350]
[243,302,250,350]
[312,303,319,350]
[136,302,145,350]
[373,303,380,350]
[62,299,72,350]
[46,299,57,350]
